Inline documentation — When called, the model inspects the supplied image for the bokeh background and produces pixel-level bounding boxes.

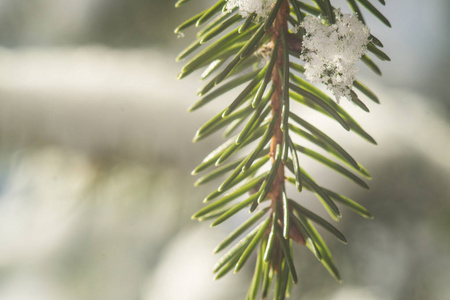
[0,0,449,299]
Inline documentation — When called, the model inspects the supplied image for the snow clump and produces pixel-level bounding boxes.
[301,9,370,101]
[226,0,275,18]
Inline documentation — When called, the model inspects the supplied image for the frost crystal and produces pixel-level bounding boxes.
[226,0,275,18]
[301,10,370,101]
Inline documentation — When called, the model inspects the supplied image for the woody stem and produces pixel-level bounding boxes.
[269,0,289,216]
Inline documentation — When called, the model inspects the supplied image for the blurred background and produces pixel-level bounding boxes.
[0,0,449,299]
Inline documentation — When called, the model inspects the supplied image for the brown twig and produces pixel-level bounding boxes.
[267,0,290,271]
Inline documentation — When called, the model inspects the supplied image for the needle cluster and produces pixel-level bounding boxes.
[174,0,390,298]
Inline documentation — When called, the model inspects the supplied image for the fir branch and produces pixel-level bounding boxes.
[175,0,390,298]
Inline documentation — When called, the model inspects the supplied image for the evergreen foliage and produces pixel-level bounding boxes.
[176,0,390,298]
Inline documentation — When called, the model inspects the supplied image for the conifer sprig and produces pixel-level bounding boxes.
[176,0,389,298]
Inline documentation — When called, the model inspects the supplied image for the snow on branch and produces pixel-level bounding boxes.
[301,9,370,101]
[226,0,275,17]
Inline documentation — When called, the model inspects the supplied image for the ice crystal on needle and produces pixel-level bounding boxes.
[226,0,275,17]
[301,10,370,101]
